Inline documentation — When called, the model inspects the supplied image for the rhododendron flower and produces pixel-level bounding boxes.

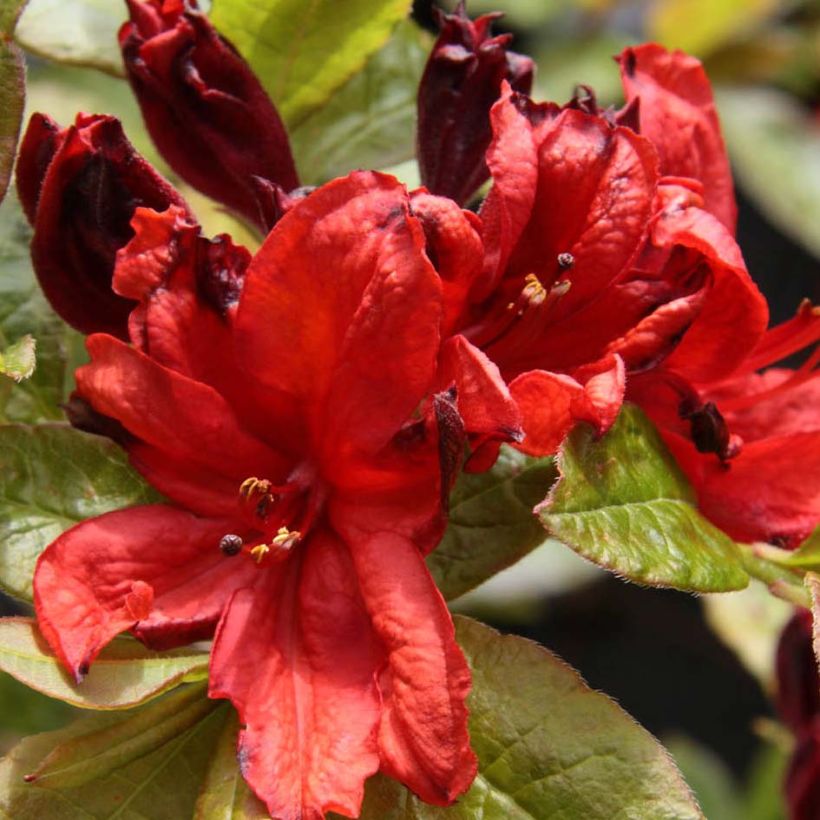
[777,610,820,819]
[416,1,533,205]
[15,111,189,337]
[33,171,525,818]
[120,0,299,231]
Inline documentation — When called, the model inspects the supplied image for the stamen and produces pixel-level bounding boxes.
[219,533,243,556]
[249,543,270,564]
[522,273,547,307]
[248,527,302,565]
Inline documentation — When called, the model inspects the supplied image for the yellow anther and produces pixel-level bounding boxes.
[239,477,271,499]
[522,274,547,307]
[272,527,301,551]
[249,543,270,564]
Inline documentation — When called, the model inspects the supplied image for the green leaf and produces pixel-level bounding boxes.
[15,0,126,77]
[0,0,26,206]
[193,712,268,819]
[0,618,208,710]
[428,445,556,601]
[0,671,74,741]
[352,616,703,819]
[0,684,227,818]
[0,423,161,602]
[210,0,412,128]
[539,404,750,592]
[289,19,430,185]
[718,86,820,260]
[0,334,34,382]
[0,192,85,424]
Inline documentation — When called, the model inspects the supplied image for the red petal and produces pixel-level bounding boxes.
[483,99,658,313]
[664,431,820,545]
[237,171,443,456]
[655,204,768,382]
[346,529,477,805]
[77,334,286,485]
[209,530,381,820]
[34,505,252,679]
[409,190,484,335]
[618,44,736,231]
[510,356,625,456]
[438,334,522,448]
[477,86,540,298]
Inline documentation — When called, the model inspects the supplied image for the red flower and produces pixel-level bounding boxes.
[120,0,299,231]
[15,112,189,338]
[34,172,524,818]
[416,2,533,206]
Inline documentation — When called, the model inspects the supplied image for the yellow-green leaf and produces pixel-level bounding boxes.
[539,404,750,592]
[0,334,34,382]
[0,0,26,205]
[210,0,412,127]
[0,618,208,710]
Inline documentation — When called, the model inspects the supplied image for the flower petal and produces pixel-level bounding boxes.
[347,529,477,805]
[510,356,625,456]
[34,505,252,680]
[77,334,286,483]
[209,530,381,820]
[618,44,736,231]
[237,171,443,455]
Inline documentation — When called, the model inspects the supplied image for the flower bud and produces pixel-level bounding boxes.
[120,0,299,231]
[416,2,533,206]
[15,112,189,338]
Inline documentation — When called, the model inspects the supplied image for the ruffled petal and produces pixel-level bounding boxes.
[346,529,477,805]
[209,530,381,820]
[34,505,252,679]
[618,44,736,231]
[237,171,443,456]
[510,355,625,456]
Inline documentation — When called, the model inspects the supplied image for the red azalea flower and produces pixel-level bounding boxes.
[777,611,820,820]
[416,1,533,206]
[33,171,526,818]
[15,112,190,338]
[120,0,299,231]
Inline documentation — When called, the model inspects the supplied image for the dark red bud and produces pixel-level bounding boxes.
[786,721,820,820]
[433,386,466,509]
[15,112,190,338]
[777,611,820,734]
[417,2,533,205]
[119,0,299,231]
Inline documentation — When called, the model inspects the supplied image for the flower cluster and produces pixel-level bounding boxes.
[16,1,820,818]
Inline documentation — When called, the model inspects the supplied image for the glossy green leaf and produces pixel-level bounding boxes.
[0,0,25,206]
[0,334,34,382]
[428,445,556,601]
[290,19,430,185]
[0,684,226,818]
[15,0,126,77]
[351,616,703,819]
[0,192,86,424]
[647,0,779,57]
[539,404,750,592]
[0,424,161,602]
[718,86,820,260]
[0,618,208,710]
[210,0,412,128]
[193,711,268,820]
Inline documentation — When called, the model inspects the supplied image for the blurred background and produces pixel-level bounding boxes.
[2,0,819,817]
